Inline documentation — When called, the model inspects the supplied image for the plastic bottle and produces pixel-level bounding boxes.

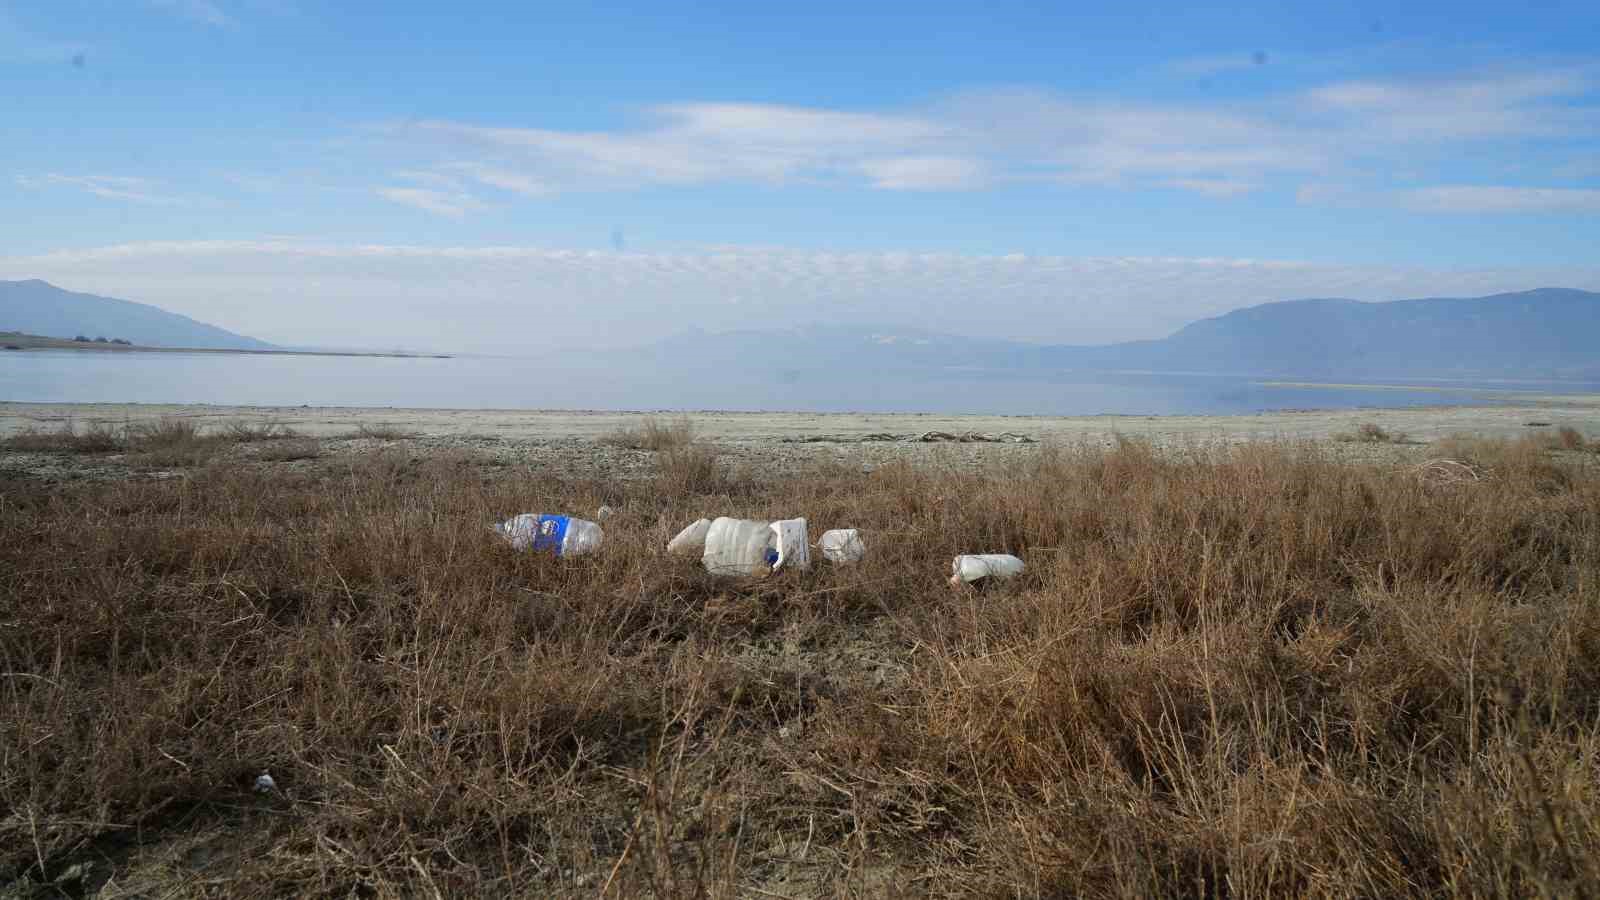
[818,529,866,564]
[495,514,604,557]
[702,517,778,576]
[950,554,1024,585]
[667,518,712,555]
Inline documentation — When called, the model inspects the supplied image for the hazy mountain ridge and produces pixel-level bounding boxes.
[0,280,273,351]
[640,288,1600,380]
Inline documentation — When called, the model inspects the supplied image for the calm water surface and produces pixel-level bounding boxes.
[3,350,1593,416]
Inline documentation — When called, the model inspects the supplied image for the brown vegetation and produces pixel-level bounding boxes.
[601,415,698,452]
[3,436,1600,896]
[1335,421,1408,444]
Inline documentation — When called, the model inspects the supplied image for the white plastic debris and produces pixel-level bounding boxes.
[494,514,604,557]
[950,554,1025,585]
[702,517,777,577]
[769,518,811,571]
[818,528,866,564]
[666,518,713,555]
[253,772,276,793]
[596,505,616,521]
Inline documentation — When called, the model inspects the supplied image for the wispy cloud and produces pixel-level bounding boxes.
[6,239,1597,351]
[444,163,553,198]
[391,169,466,191]
[1400,185,1600,213]
[858,156,987,190]
[375,187,487,217]
[379,64,1599,207]
[1165,177,1259,198]
[149,0,231,26]
[16,174,184,204]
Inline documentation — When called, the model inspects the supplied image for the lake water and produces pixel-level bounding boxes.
[3,350,1595,416]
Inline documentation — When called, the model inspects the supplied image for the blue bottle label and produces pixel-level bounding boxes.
[532,515,570,555]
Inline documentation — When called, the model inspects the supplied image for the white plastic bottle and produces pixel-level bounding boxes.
[818,529,866,564]
[950,554,1025,584]
[702,517,778,576]
[495,514,604,557]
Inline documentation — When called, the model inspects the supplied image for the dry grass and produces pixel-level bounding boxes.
[223,420,299,442]
[4,437,1600,896]
[255,437,323,462]
[601,416,697,452]
[343,423,418,441]
[1549,426,1587,451]
[2,418,321,469]
[1335,421,1408,444]
[2,420,127,453]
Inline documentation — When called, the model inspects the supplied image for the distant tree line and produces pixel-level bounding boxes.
[73,335,134,345]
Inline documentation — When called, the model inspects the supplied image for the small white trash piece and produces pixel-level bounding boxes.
[494,514,604,557]
[666,518,713,555]
[769,518,811,571]
[253,772,276,793]
[818,528,866,564]
[950,554,1025,585]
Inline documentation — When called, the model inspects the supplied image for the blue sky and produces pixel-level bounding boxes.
[3,0,1599,350]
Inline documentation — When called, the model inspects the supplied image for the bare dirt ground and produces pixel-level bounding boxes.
[3,396,1599,484]
[7,396,1599,443]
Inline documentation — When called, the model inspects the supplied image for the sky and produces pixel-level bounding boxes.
[3,0,1599,352]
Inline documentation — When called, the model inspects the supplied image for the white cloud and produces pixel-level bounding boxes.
[375,187,487,218]
[378,65,1597,203]
[1400,185,1600,213]
[1306,68,1598,143]
[859,157,987,190]
[149,0,231,26]
[4,239,1596,352]
[391,169,465,191]
[1166,177,1259,198]
[16,174,183,204]
[444,163,553,198]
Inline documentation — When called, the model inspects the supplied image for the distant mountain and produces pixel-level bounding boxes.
[0,279,274,350]
[1034,288,1600,378]
[632,288,1600,380]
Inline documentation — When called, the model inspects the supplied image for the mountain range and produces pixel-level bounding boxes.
[0,279,274,351]
[5,278,1598,379]
[627,288,1600,380]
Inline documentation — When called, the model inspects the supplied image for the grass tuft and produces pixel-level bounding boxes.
[346,423,416,440]
[223,420,299,442]
[600,415,696,451]
[1335,421,1408,443]
[2,420,126,453]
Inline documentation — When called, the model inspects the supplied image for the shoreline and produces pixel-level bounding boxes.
[5,395,1599,444]
[0,333,448,359]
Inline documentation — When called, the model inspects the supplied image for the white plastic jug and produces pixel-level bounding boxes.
[770,518,810,571]
[818,528,866,564]
[950,554,1024,584]
[495,514,604,557]
[702,517,776,577]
